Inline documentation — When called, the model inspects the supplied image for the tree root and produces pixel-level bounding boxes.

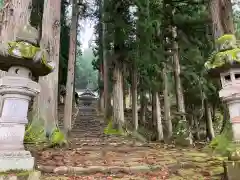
[37,165,162,175]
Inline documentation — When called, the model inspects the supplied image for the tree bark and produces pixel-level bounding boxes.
[163,64,172,142]
[140,91,147,125]
[193,115,200,140]
[204,99,215,140]
[36,0,61,135]
[172,27,186,121]
[63,0,78,135]
[209,0,234,38]
[152,91,163,141]
[172,26,192,144]
[98,70,104,113]
[132,63,138,130]
[123,63,126,110]
[101,0,110,120]
[0,0,32,42]
[112,62,124,130]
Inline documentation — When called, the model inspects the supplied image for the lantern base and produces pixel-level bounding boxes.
[0,151,34,172]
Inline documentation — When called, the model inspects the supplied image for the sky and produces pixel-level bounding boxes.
[67,4,94,53]
[79,19,94,51]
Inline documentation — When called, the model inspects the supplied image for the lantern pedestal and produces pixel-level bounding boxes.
[0,66,40,171]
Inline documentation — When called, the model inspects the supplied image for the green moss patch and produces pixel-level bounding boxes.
[7,41,53,71]
[103,118,123,135]
[24,113,67,147]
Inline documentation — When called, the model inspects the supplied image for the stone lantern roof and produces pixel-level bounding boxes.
[0,24,54,77]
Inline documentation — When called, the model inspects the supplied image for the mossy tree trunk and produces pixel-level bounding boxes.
[35,0,61,136]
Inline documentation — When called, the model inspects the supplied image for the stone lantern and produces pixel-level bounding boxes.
[0,24,54,173]
[205,34,240,179]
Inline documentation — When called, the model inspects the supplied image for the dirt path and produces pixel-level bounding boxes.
[36,102,225,179]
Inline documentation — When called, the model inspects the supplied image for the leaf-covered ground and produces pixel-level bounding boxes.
[34,103,225,179]
[37,137,224,179]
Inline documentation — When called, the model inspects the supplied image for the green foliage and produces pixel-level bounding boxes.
[205,34,240,70]
[103,118,123,135]
[0,0,3,8]
[24,117,46,144]
[59,0,71,85]
[208,122,233,156]
[50,128,67,146]
[24,113,67,147]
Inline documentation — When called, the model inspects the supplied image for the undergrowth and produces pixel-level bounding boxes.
[103,117,123,135]
[24,112,67,147]
[207,122,234,156]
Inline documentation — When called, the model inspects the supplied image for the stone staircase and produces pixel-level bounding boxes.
[37,99,223,180]
[70,101,106,139]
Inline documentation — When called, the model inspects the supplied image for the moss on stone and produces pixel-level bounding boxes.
[216,34,236,47]
[6,41,53,71]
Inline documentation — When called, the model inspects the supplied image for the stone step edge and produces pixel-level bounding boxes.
[37,165,161,175]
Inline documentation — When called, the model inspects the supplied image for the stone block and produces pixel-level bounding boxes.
[224,160,240,180]
[0,170,40,180]
[0,151,34,172]
[0,124,25,150]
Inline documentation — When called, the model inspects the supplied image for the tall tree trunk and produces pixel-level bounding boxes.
[122,63,126,110]
[101,0,110,120]
[152,91,156,128]
[204,99,215,140]
[209,0,234,38]
[98,70,104,113]
[0,0,32,41]
[193,115,200,140]
[172,26,192,145]
[63,0,78,135]
[129,86,132,108]
[112,62,124,130]
[36,0,61,136]
[132,63,138,130]
[152,91,163,141]
[163,64,172,142]
[140,91,147,125]
[172,27,186,121]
